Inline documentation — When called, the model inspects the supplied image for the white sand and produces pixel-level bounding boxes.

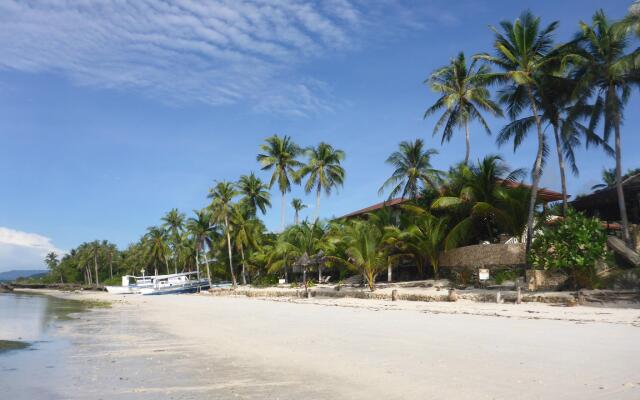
[22,289,640,399]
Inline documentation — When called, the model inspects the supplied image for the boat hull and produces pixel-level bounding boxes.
[139,281,210,296]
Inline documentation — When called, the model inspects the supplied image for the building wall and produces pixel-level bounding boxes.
[439,243,526,269]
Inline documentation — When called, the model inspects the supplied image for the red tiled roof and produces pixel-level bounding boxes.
[340,183,565,219]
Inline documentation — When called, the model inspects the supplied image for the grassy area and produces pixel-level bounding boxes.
[0,340,30,353]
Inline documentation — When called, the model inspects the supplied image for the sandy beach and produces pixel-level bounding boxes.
[5,289,637,400]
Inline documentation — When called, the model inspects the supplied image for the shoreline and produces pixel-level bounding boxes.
[10,289,640,399]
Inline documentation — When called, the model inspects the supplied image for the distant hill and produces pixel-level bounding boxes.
[0,269,49,282]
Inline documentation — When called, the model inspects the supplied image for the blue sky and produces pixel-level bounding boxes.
[0,0,638,271]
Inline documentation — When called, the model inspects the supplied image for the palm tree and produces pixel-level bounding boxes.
[425,52,503,165]
[299,142,346,220]
[379,139,442,200]
[237,172,271,216]
[327,220,393,292]
[231,204,261,285]
[477,10,559,256]
[498,74,610,216]
[208,181,238,288]
[162,208,185,274]
[145,226,170,275]
[257,135,303,230]
[432,155,526,248]
[570,10,640,246]
[291,198,307,225]
[620,1,640,37]
[44,252,62,283]
[401,209,448,279]
[186,209,215,283]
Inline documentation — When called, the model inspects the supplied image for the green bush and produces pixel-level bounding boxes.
[252,274,279,288]
[529,209,608,289]
[493,269,518,285]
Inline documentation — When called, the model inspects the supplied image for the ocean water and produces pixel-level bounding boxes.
[0,293,79,399]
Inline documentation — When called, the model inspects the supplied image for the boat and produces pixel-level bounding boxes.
[138,271,210,295]
[105,275,154,294]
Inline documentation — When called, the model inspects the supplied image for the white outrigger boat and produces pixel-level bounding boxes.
[105,275,154,294]
[138,271,210,295]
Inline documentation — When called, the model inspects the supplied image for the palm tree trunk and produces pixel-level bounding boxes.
[464,120,471,165]
[109,253,113,279]
[240,244,247,285]
[294,210,299,225]
[552,125,568,216]
[164,255,170,275]
[94,253,99,285]
[614,120,632,246]
[224,216,237,288]
[195,247,201,281]
[281,192,286,231]
[315,189,321,221]
[524,86,545,259]
[318,264,322,282]
[387,263,392,282]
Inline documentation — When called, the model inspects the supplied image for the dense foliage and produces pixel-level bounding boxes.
[529,210,608,288]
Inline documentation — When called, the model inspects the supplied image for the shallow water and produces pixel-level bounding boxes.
[0,292,88,399]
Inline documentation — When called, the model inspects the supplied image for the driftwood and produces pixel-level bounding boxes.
[607,236,640,267]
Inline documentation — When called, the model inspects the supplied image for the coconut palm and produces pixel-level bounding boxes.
[208,181,238,288]
[161,208,185,274]
[476,10,559,256]
[298,142,346,220]
[237,172,271,216]
[257,135,303,230]
[401,209,449,279]
[432,155,526,248]
[291,198,307,224]
[186,209,215,283]
[498,74,611,216]
[425,52,503,165]
[44,252,62,283]
[231,204,263,285]
[144,226,170,275]
[379,139,442,200]
[327,220,393,292]
[569,10,640,246]
[620,1,640,37]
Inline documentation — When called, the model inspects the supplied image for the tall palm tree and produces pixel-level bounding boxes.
[161,208,185,274]
[257,134,303,230]
[208,181,238,288]
[186,209,215,283]
[570,10,640,246]
[477,10,559,256]
[498,74,610,215]
[144,226,170,275]
[231,204,261,285]
[379,139,442,200]
[291,198,307,225]
[620,1,640,37]
[432,155,526,248]
[425,52,503,165]
[299,142,346,220]
[237,172,271,216]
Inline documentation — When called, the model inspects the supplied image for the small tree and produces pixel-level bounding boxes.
[529,210,608,288]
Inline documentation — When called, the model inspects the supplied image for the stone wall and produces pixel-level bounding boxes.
[439,243,526,269]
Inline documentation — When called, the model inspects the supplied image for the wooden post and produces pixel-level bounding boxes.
[448,288,458,302]
[391,289,399,301]
[496,291,501,304]
[516,287,522,304]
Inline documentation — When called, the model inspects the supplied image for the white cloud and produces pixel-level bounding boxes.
[0,227,65,271]
[0,0,452,115]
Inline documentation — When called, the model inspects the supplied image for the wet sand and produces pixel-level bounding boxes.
[9,289,640,399]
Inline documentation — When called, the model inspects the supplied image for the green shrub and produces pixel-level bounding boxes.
[252,274,279,287]
[529,209,608,289]
[493,269,518,285]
